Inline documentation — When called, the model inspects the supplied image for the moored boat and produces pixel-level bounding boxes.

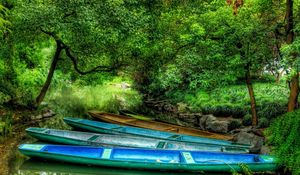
[19,144,277,172]
[26,127,249,153]
[88,111,233,140]
[63,117,250,149]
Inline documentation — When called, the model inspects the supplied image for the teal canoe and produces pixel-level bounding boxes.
[63,117,250,149]
[19,144,277,172]
[26,127,249,153]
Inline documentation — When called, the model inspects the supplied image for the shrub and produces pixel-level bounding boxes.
[242,114,252,126]
[258,117,269,128]
[265,110,300,175]
[228,119,242,131]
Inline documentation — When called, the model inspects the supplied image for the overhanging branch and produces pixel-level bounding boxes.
[40,28,125,75]
[65,47,122,75]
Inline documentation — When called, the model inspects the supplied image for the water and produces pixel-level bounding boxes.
[12,159,207,175]
[6,115,214,175]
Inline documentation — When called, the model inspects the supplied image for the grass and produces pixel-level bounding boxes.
[165,82,290,121]
[47,77,142,118]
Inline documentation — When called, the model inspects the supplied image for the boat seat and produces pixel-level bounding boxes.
[156,141,166,149]
[88,135,100,141]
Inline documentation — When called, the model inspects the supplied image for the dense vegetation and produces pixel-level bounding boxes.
[266,110,300,175]
[0,0,300,174]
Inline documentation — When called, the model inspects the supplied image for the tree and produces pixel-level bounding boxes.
[286,0,299,112]
[9,0,147,107]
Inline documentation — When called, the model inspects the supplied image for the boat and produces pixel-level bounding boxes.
[26,127,249,153]
[88,111,233,140]
[19,144,277,172]
[63,117,250,149]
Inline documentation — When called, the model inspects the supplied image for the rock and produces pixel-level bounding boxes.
[199,115,213,130]
[206,120,229,134]
[178,113,202,126]
[233,131,264,153]
[260,146,271,154]
[205,114,217,124]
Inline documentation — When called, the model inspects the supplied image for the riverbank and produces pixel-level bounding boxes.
[0,109,55,175]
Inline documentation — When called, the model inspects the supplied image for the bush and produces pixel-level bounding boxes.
[265,110,300,175]
[242,114,252,126]
[228,119,242,131]
[258,117,269,128]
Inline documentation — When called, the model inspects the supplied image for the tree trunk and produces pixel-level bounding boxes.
[286,0,299,111]
[287,73,299,111]
[35,40,63,106]
[245,65,258,126]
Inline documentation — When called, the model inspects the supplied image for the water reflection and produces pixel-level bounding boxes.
[14,159,215,175]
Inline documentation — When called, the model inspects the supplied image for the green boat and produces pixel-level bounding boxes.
[19,144,278,172]
[63,117,250,149]
[26,127,249,153]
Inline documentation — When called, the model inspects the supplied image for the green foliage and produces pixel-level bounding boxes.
[242,114,252,126]
[228,119,242,131]
[166,83,288,122]
[0,4,10,35]
[258,117,269,128]
[266,110,300,175]
[48,78,142,117]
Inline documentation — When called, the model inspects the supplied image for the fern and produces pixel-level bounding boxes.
[266,110,300,175]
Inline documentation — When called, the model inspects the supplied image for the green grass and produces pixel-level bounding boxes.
[47,77,142,118]
[166,83,290,121]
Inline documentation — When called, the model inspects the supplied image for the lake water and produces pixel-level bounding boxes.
[11,158,211,175]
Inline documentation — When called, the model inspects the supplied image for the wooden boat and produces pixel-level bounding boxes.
[26,127,249,153]
[19,144,277,172]
[63,117,250,149]
[88,111,233,140]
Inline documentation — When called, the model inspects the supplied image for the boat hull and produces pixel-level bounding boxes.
[26,127,249,153]
[88,111,233,140]
[63,117,250,149]
[19,144,277,172]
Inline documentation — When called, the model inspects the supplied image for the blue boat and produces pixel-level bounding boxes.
[26,127,249,153]
[64,117,250,149]
[19,144,277,172]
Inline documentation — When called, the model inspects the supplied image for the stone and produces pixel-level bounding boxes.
[178,113,202,125]
[260,146,271,154]
[233,131,264,154]
[206,120,229,134]
[199,114,217,130]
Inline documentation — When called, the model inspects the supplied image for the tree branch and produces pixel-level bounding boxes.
[40,28,125,75]
[65,47,123,75]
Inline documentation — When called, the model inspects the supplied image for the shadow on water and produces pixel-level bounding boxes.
[12,159,231,175]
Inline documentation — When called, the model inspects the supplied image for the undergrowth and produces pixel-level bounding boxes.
[266,110,300,175]
[47,78,142,117]
[166,83,288,121]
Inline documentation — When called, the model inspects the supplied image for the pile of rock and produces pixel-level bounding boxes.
[178,113,240,134]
